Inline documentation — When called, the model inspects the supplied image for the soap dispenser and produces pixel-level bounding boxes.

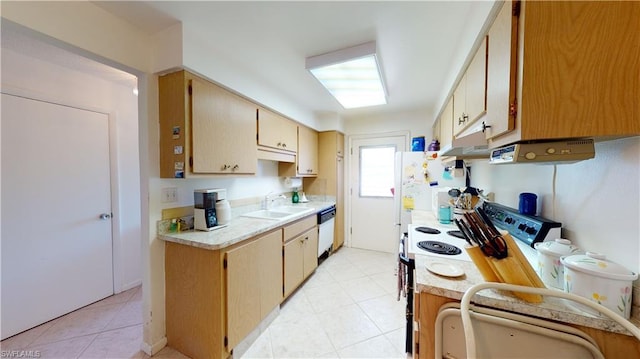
[292,188,300,203]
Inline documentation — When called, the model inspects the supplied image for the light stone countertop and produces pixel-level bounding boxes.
[410,209,640,337]
[159,201,335,250]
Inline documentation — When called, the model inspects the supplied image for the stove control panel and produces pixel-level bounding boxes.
[483,202,562,247]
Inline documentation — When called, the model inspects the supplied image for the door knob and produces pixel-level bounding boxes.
[99,213,112,220]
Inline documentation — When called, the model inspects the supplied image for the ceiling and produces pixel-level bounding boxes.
[93,1,496,121]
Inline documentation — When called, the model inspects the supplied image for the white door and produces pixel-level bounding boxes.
[350,135,407,253]
[1,94,114,339]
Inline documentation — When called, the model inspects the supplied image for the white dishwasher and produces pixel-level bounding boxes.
[317,205,336,257]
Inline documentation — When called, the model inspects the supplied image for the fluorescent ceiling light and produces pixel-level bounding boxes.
[306,41,387,109]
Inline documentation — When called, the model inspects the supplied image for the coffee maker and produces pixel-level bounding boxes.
[194,188,227,231]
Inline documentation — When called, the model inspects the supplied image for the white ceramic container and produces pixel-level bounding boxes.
[534,239,581,289]
[561,252,638,319]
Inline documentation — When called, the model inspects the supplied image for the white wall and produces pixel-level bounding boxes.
[469,137,640,273]
[344,108,431,140]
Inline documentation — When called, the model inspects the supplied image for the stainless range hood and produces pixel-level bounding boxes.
[440,130,490,157]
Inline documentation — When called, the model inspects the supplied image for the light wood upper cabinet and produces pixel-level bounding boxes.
[487,0,640,147]
[440,98,454,149]
[191,77,257,174]
[453,36,488,136]
[257,108,297,153]
[158,70,257,177]
[483,0,518,140]
[297,125,318,176]
[280,125,319,177]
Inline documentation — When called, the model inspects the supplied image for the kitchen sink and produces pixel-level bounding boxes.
[242,210,293,220]
[241,206,315,220]
[271,206,314,214]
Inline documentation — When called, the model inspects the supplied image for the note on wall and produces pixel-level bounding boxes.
[403,196,414,210]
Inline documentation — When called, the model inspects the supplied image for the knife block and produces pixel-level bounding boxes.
[465,232,545,303]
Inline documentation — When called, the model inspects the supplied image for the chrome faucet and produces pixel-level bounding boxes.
[264,192,286,209]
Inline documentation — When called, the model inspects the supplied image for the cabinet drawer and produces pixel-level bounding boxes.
[283,215,316,242]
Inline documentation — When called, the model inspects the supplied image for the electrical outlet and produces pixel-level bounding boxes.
[161,187,178,203]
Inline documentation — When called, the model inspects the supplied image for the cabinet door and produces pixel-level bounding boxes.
[452,77,467,136]
[302,227,318,278]
[297,125,318,176]
[465,36,488,124]
[191,77,257,174]
[484,1,517,140]
[452,36,488,137]
[257,230,283,318]
[440,98,454,148]
[283,237,304,298]
[226,240,261,349]
[257,108,297,153]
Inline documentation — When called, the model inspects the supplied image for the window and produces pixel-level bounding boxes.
[359,145,396,197]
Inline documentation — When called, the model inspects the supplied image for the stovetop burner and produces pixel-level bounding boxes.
[447,230,465,239]
[416,240,462,255]
[414,226,441,235]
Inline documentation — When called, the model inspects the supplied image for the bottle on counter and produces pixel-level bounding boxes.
[292,188,300,203]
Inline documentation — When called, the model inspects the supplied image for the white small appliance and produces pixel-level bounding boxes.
[194,188,228,231]
[432,188,454,222]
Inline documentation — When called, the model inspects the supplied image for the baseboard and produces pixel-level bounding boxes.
[141,336,167,356]
[119,279,142,293]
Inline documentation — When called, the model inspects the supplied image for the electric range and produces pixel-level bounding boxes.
[407,202,562,264]
[407,223,472,261]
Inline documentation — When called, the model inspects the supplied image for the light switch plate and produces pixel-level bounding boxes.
[161,187,178,203]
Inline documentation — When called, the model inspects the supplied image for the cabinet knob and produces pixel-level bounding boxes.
[277,142,282,147]
[282,143,287,148]
[221,164,230,170]
[232,164,239,171]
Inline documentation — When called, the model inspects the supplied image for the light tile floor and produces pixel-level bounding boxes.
[0,285,186,359]
[1,247,408,359]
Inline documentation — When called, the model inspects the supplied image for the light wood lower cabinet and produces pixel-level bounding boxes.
[226,230,282,349]
[165,228,283,359]
[283,216,318,298]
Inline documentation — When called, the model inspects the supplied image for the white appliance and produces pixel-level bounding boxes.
[317,205,336,257]
[407,223,472,261]
[393,151,465,237]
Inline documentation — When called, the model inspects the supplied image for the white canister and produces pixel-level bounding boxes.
[561,252,638,319]
[215,199,231,225]
[534,239,581,289]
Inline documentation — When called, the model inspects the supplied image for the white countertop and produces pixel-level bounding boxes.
[159,201,335,250]
[410,209,640,337]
